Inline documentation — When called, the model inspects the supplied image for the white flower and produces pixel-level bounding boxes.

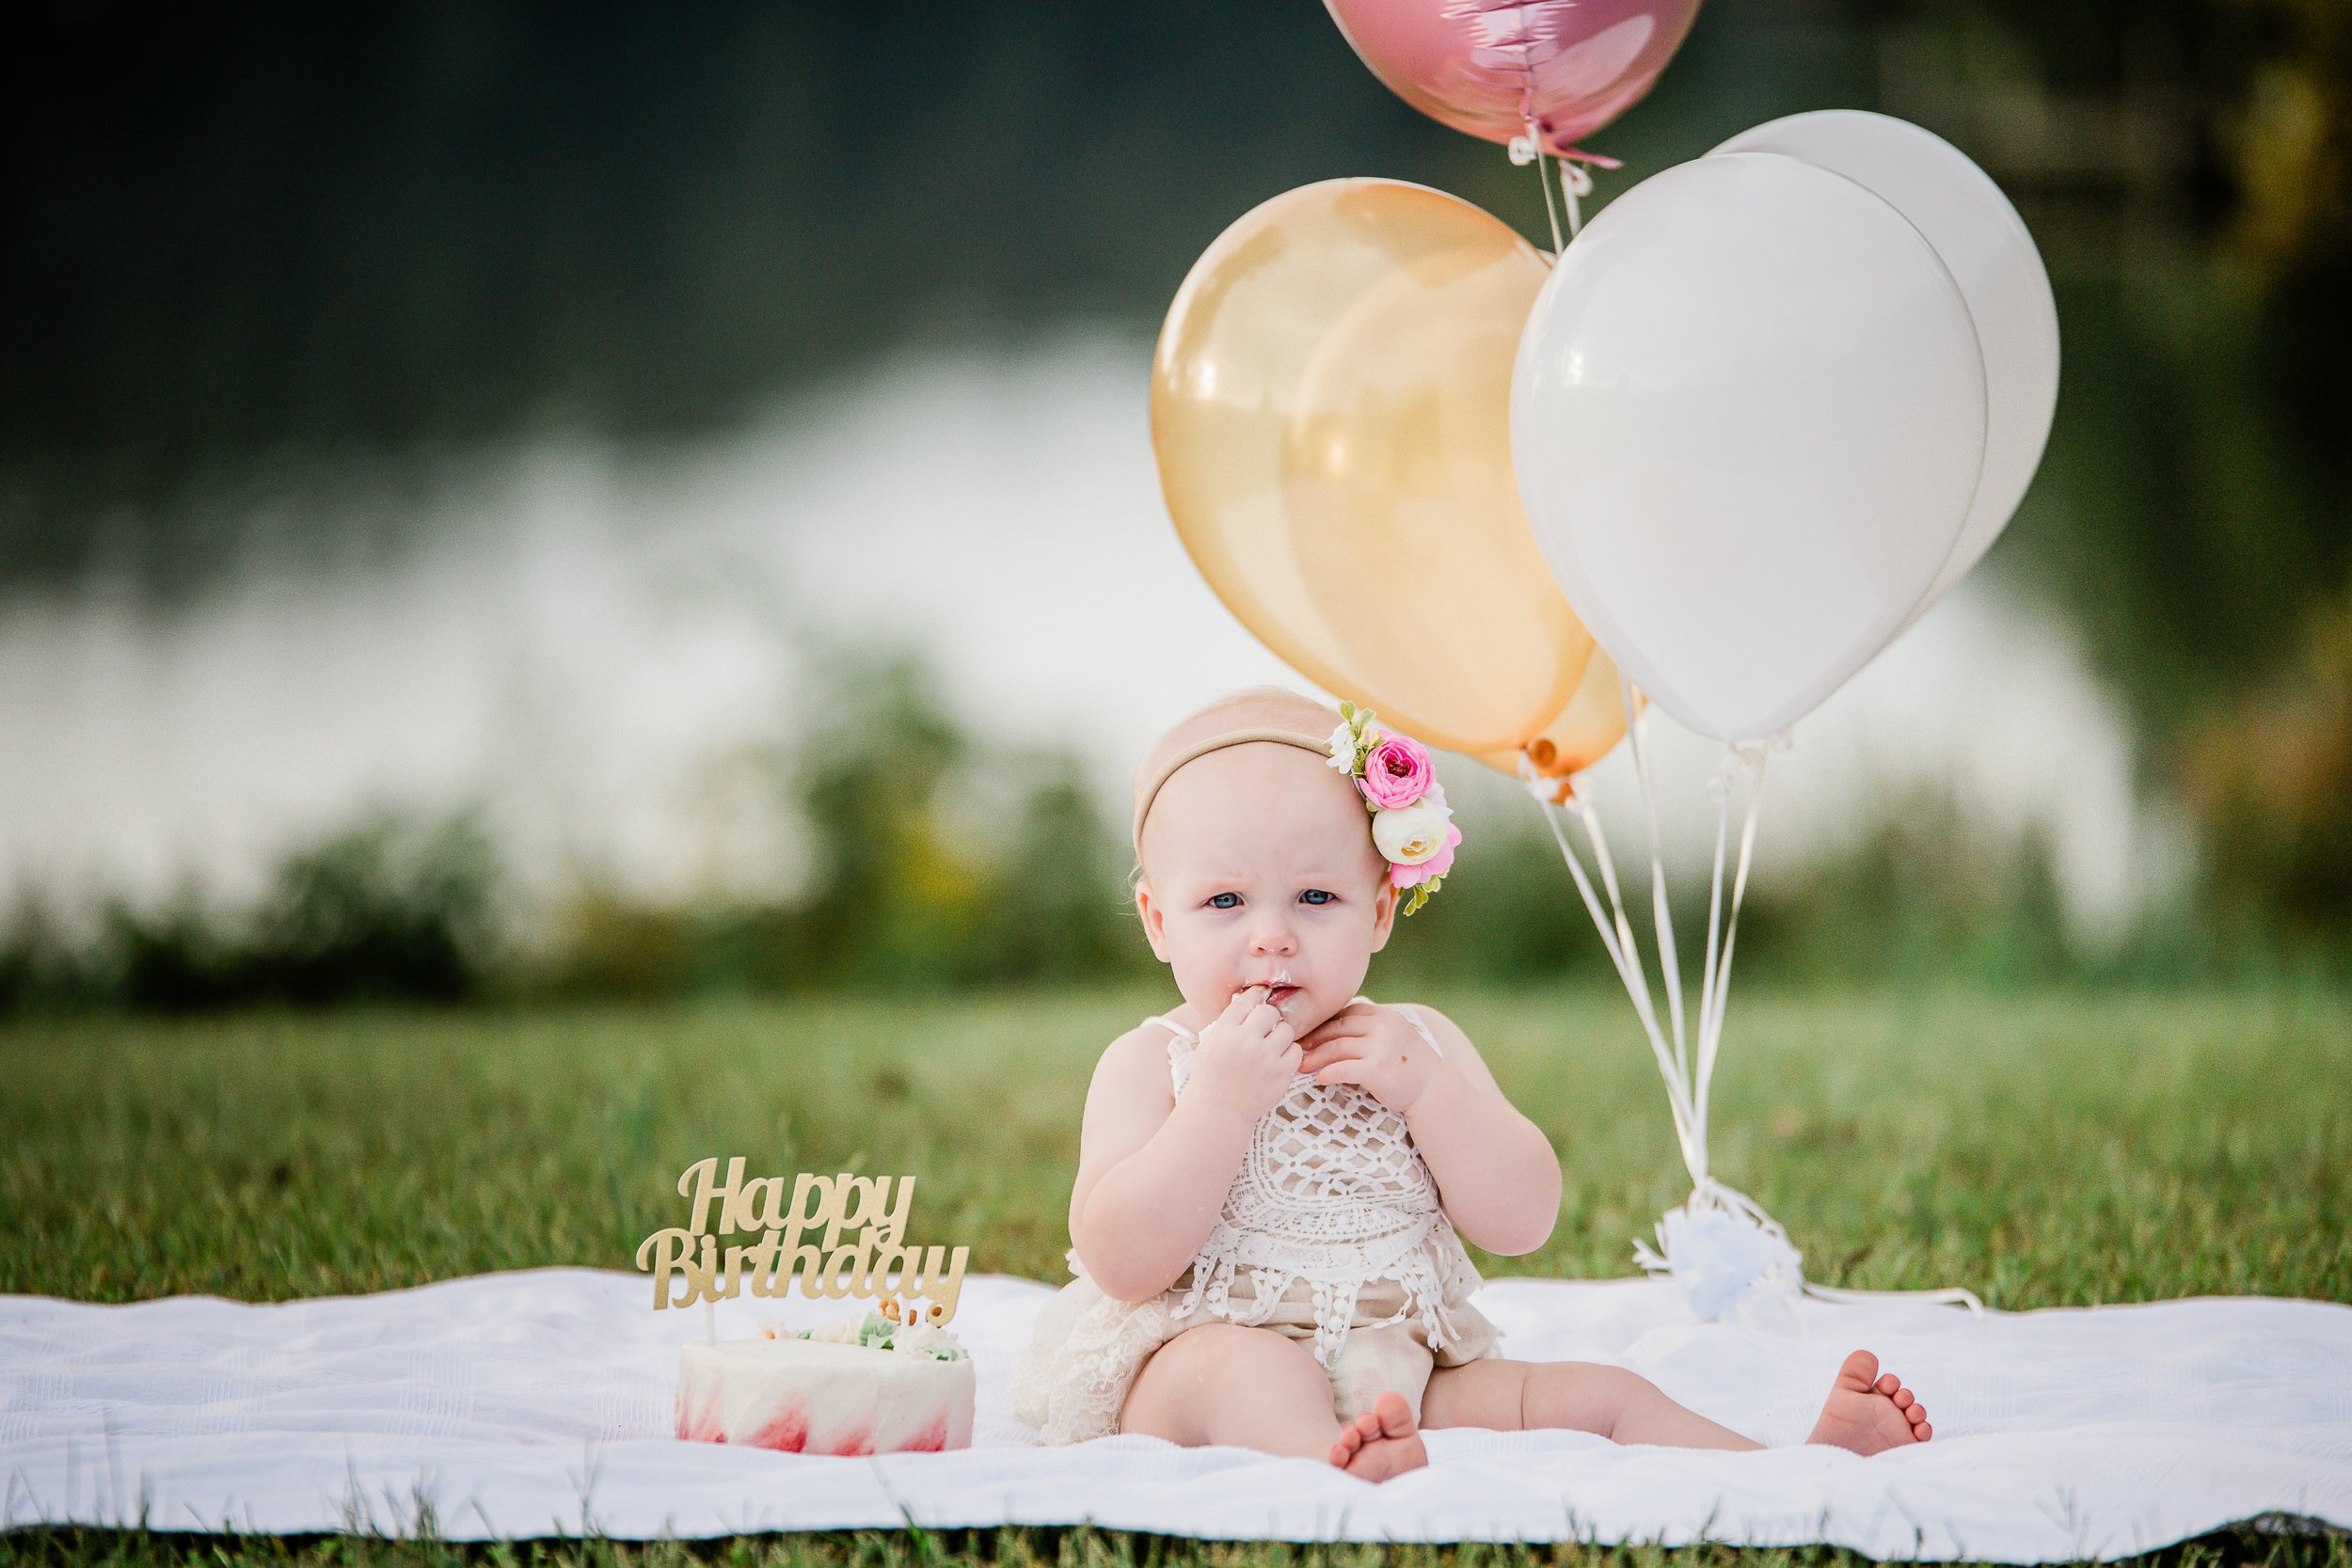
[802,1311,869,1345]
[1372,792,1453,864]
[889,1322,966,1359]
[1326,720,1357,770]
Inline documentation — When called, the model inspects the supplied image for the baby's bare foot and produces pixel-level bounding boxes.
[1324,1389,1428,1481]
[1806,1349,1931,1455]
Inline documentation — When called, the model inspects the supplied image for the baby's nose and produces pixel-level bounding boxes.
[1248,920,1298,955]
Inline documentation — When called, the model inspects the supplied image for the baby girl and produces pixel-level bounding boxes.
[1008,686,1931,1480]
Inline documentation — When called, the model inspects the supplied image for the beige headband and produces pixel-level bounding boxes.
[1131,726,1336,854]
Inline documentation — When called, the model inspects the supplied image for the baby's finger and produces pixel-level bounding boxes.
[1315,1058,1370,1088]
[1222,984,1270,1022]
[1245,1001,1285,1037]
[1295,1037,1361,1074]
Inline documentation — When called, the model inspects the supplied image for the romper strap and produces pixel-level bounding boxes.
[1388,1002,1445,1058]
[1343,992,1444,1053]
[1138,1014,1196,1100]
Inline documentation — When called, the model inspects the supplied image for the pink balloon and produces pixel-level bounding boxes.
[1323,0,1704,154]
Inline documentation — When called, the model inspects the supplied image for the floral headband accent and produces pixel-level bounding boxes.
[1327,702,1461,915]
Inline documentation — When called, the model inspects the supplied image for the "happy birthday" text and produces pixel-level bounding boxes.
[633,1158,968,1323]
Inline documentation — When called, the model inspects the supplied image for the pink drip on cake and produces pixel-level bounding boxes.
[900,1410,950,1452]
[746,1398,813,1452]
[672,1302,973,1455]
[677,1389,726,1444]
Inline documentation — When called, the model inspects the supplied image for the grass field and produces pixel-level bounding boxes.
[5,982,2350,1566]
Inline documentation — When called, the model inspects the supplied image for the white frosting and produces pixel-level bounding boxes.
[777,1307,969,1359]
[676,1338,974,1454]
[800,1314,867,1346]
[887,1322,961,1359]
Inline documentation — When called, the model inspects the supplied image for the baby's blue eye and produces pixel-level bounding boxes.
[1300,889,1336,906]
[1207,893,1241,910]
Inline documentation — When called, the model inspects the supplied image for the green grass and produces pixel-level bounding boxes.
[0,1528,2347,1568]
[5,982,2350,1564]
[2,1528,2347,1568]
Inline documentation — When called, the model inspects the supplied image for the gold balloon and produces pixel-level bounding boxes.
[1474,647,1636,798]
[1152,179,1597,755]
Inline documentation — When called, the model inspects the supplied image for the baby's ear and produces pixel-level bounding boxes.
[1368,879,1400,952]
[1134,879,1172,963]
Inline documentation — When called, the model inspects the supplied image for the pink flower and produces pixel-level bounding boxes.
[1357,732,1434,809]
[1388,823,1461,888]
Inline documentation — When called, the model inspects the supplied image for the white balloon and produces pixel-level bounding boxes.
[1709,111,2058,627]
[1510,151,1988,743]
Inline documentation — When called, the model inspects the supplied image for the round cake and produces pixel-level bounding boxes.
[675,1306,974,1454]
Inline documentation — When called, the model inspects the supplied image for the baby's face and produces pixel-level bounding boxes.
[1136,742,1396,1035]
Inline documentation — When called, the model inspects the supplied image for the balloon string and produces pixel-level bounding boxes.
[1557,154,1590,238]
[1519,755,1701,1174]
[1511,126,1565,259]
[1568,793,1645,1043]
[1531,717,1767,1197]
[1535,787,1702,1165]
[1533,741,1985,1323]
[1696,743,1768,1137]
[1801,1280,1987,1317]
[1692,755,1735,1154]
[1621,675,1689,1093]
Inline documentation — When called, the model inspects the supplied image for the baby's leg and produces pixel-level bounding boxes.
[1425,1350,1930,1455]
[1120,1323,1427,1479]
[1423,1358,1763,1449]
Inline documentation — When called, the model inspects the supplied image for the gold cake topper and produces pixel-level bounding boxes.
[634,1159,969,1325]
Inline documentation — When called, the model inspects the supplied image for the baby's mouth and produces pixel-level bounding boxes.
[1259,972,1302,1009]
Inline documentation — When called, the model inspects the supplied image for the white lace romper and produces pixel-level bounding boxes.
[1009,997,1505,1445]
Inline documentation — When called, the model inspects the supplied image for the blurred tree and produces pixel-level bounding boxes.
[1738,782,2075,987]
[0,0,1494,592]
[781,647,981,987]
[241,808,500,1004]
[6,0,2348,958]
[2177,587,2352,965]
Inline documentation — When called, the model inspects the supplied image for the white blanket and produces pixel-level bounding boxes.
[4,1268,2347,1558]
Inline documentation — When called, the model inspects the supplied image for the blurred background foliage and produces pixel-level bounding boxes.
[2,0,2347,1008]
[0,638,2280,1013]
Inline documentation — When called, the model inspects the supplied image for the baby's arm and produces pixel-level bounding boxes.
[1400,1007,1561,1256]
[1065,1024,1259,1302]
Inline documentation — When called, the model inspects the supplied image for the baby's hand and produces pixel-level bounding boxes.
[1188,984,1300,1124]
[1296,1002,1443,1115]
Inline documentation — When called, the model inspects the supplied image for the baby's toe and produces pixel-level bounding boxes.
[1906,1401,1930,1427]
[1891,1386,1915,1411]
[1873,1372,1899,1397]
[1915,1421,1932,1442]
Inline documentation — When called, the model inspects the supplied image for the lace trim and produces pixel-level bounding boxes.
[1136,998,1475,1370]
[1008,1229,1486,1444]
[1008,1270,1184,1445]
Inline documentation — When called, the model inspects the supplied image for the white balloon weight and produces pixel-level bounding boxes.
[1510,151,1988,743]
[1709,110,2058,628]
